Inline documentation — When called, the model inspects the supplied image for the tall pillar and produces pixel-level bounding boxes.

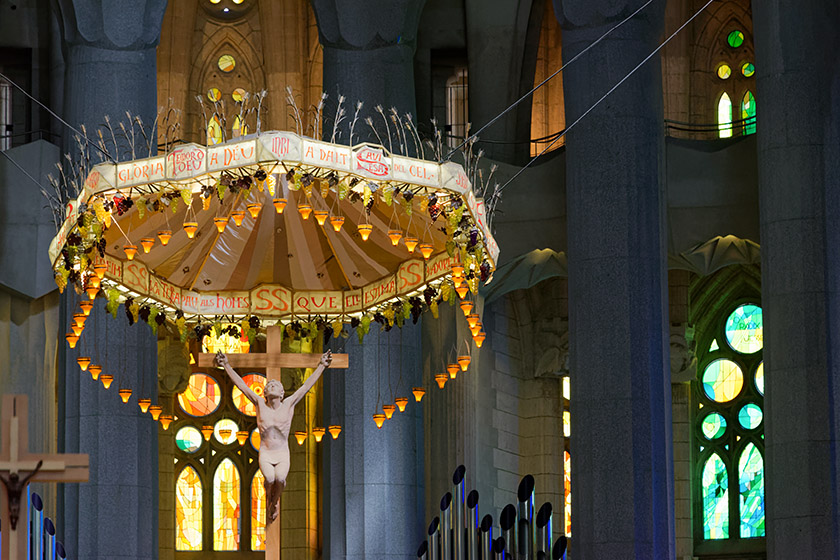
[557,1,675,558]
[323,326,425,559]
[310,0,426,145]
[56,2,167,559]
[752,2,840,557]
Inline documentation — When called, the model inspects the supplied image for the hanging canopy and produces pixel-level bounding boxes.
[49,132,499,324]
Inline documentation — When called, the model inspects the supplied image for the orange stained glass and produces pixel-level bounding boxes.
[203,330,249,354]
[250,428,261,451]
[176,466,203,551]
[178,374,222,417]
[252,470,266,550]
[213,458,241,550]
[232,374,267,416]
[564,450,571,536]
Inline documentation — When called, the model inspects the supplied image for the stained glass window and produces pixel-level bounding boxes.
[741,62,755,78]
[738,404,763,430]
[179,374,222,416]
[727,30,745,48]
[739,443,765,537]
[702,454,729,539]
[563,450,571,537]
[176,426,203,453]
[213,458,241,550]
[694,299,765,551]
[207,116,223,146]
[207,87,222,102]
[252,470,266,550]
[214,418,240,445]
[741,91,757,136]
[701,413,727,440]
[176,466,203,550]
[203,329,249,354]
[232,115,248,138]
[232,374,266,416]
[718,93,733,138]
[725,304,762,354]
[250,428,261,450]
[702,359,744,402]
[218,54,236,73]
[717,63,732,80]
[232,88,247,103]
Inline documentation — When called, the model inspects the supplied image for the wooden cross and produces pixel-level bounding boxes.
[0,394,89,560]
[197,325,348,559]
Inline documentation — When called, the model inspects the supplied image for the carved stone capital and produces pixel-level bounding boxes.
[55,0,167,52]
[670,323,697,383]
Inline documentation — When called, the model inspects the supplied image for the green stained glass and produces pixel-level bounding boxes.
[742,62,755,77]
[213,458,241,550]
[741,91,757,136]
[176,426,203,453]
[703,453,729,539]
[718,93,733,139]
[178,374,221,417]
[703,359,744,402]
[727,30,745,48]
[702,413,727,439]
[755,362,764,395]
[738,403,763,430]
[176,466,203,550]
[739,443,765,537]
[725,304,763,353]
[717,63,732,80]
[710,339,719,352]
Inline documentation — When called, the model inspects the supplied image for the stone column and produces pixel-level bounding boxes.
[55,2,167,559]
[323,325,425,559]
[310,0,426,146]
[557,1,675,558]
[752,2,840,557]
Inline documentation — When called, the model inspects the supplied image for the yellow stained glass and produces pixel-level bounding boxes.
[755,362,764,395]
[563,410,571,438]
[207,87,221,102]
[207,116,223,146]
[218,54,236,73]
[203,329,249,354]
[252,470,266,550]
[213,458,241,550]
[702,359,744,403]
[232,374,266,416]
[564,450,571,536]
[176,466,203,551]
[232,115,249,138]
[178,374,221,417]
[250,428,261,450]
[214,418,240,445]
[232,88,247,103]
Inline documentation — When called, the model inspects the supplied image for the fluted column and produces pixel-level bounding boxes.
[753,2,840,557]
[557,0,674,558]
[56,2,167,559]
[311,0,426,145]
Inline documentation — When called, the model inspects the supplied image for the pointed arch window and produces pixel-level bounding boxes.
[207,115,223,145]
[251,470,267,550]
[718,93,733,138]
[693,300,765,555]
[175,466,203,551]
[741,91,756,136]
[213,458,241,550]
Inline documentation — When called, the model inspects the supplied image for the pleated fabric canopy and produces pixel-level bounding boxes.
[49,132,499,328]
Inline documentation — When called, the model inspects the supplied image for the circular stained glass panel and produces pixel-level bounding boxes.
[755,362,764,395]
[742,62,755,77]
[207,87,222,102]
[214,418,240,445]
[218,54,236,73]
[727,30,745,48]
[176,426,203,453]
[725,304,763,354]
[701,412,727,440]
[717,63,732,80]
[250,428,261,451]
[232,88,246,103]
[232,374,266,416]
[738,403,763,430]
[702,359,744,402]
[178,373,222,416]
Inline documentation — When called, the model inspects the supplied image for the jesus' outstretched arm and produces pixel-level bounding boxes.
[215,350,261,404]
[286,350,332,408]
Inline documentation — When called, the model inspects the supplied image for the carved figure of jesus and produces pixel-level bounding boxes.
[215,349,332,523]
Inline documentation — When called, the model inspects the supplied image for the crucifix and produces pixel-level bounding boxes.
[0,394,89,560]
[198,324,348,559]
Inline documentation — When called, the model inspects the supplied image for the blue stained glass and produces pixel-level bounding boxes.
[725,304,763,354]
[738,403,763,430]
[703,453,729,539]
[739,443,765,537]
